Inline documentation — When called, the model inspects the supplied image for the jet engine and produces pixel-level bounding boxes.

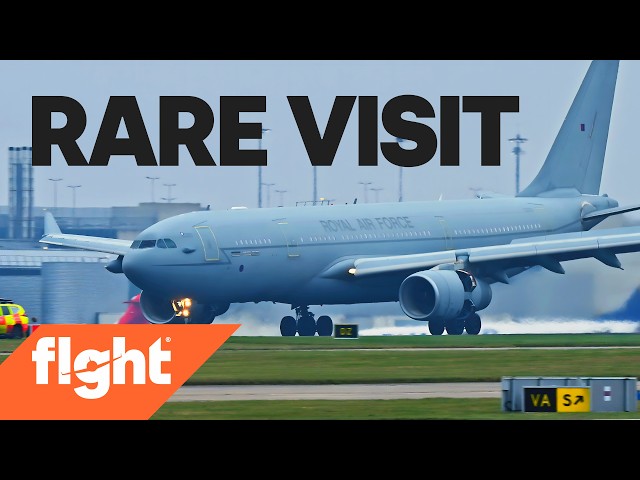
[139,291,179,324]
[398,269,492,321]
[139,291,230,324]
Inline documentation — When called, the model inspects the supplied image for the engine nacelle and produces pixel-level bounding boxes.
[398,270,492,321]
[470,277,492,311]
[139,290,178,324]
[139,291,231,324]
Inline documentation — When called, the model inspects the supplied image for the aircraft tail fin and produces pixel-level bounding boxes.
[518,60,619,198]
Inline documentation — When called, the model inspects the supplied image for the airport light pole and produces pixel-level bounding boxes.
[358,181,372,203]
[146,176,160,202]
[275,189,287,207]
[509,133,528,195]
[370,187,383,203]
[313,166,317,204]
[262,182,275,208]
[258,128,271,208]
[67,184,81,226]
[49,178,62,213]
[162,183,176,203]
[396,137,405,202]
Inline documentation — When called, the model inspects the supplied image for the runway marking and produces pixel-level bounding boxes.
[220,346,640,352]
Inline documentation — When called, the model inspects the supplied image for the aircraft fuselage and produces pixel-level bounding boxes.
[121,193,615,308]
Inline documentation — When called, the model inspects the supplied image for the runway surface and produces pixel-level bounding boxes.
[168,382,503,402]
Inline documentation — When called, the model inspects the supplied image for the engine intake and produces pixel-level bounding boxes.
[139,290,179,324]
[398,269,492,321]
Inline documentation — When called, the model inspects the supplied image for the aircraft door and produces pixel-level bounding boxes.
[194,226,220,261]
[435,216,454,250]
[276,221,300,258]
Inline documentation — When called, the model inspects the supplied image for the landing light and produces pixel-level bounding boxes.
[348,268,356,275]
[172,298,193,316]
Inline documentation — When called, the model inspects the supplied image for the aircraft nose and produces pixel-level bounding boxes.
[122,253,146,289]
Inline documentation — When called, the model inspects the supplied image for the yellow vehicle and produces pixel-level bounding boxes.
[0,298,29,339]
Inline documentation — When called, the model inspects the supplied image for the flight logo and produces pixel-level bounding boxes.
[31,336,171,400]
[0,324,238,420]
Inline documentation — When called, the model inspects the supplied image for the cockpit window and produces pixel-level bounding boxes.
[139,240,156,249]
[130,238,177,249]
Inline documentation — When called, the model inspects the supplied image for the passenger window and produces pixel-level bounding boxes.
[131,240,141,249]
[0,306,9,315]
[157,239,167,248]
[164,239,177,248]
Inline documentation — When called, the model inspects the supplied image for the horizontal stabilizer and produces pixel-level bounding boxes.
[581,204,640,222]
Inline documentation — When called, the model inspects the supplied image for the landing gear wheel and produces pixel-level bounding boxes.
[428,318,445,336]
[11,324,23,339]
[297,315,316,336]
[445,317,465,335]
[280,316,296,336]
[316,315,333,336]
[465,313,481,335]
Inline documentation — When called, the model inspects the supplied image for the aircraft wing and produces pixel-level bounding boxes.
[39,212,132,256]
[343,226,640,279]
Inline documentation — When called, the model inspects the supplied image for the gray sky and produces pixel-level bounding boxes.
[2,60,639,210]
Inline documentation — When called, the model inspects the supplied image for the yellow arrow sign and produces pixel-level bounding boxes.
[557,387,590,412]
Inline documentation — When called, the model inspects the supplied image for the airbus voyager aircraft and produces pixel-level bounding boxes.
[41,60,640,336]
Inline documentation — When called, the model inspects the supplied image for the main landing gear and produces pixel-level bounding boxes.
[427,310,482,336]
[280,306,334,337]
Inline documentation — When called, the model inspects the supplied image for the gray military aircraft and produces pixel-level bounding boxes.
[41,60,640,336]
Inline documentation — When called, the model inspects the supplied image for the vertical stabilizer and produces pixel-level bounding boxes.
[518,60,619,197]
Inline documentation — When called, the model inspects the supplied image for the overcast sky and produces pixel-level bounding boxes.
[2,60,639,211]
